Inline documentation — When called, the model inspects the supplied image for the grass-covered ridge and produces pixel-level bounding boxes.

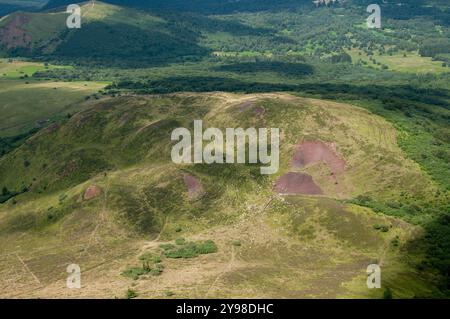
[0,92,446,298]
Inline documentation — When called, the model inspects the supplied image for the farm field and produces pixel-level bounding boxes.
[0,60,106,137]
[347,49,450,73]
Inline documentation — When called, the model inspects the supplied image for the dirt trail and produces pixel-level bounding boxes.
[204,245,235,298]
[79,177,110,258]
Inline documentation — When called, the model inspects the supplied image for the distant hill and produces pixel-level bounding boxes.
[43,0,313,14]
[0,2,209,66]
[0,92,442,298]
[2,0,449,67]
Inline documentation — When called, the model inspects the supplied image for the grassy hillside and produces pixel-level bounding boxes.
[0,79,105,136]
[0,59,106,137]
[0,93,445,298]
[0,59,105,159]
[0,0,448,299]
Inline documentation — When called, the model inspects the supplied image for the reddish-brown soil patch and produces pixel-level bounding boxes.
[183,173,204,200]
[43,123,60,133]
[84,185,102,200]
[291,141,345,173]
[253,105,265,116]
[0,14,32,49]
[73,111,95,129]
[274,172,323,195]
[239,101,254,112]
[238,102,265,116]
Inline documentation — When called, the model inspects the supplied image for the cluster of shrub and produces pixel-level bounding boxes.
[0,186,23,204]
[121,239,218,281]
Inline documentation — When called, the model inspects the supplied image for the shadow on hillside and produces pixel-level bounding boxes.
[41,5,296,68]
[50,20,209,68]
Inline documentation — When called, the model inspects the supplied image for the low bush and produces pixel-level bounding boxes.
[161,239,218,259]
[126,289,138,299]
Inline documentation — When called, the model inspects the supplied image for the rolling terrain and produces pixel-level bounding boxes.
[0,58,106,158]
[0,92,444,298]
[0,1,46,16]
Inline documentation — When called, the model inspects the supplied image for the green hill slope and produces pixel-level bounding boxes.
[0,92,444,298]
[0,2,208,65]
[2,1,449,67]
